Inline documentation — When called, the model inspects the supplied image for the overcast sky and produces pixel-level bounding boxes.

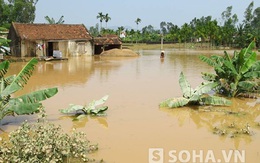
[34,0,260,29]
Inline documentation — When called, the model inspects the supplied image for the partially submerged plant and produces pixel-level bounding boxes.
[199,41,260,97]
[0,58,58,121]
[0,110,98,162]
[0,27,10,56]
[60,95,109,120]
[160,72,231,108]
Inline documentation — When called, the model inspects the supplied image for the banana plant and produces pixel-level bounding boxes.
[0,58,58,121]
[160,72,231,108]
[199,41,259,97]
[0,27,10,56]
[60,95,109,120]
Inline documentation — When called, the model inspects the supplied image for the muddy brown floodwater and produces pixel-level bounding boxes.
[1,49,260,163]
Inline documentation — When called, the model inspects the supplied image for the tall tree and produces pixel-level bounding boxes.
[243,1,254,25]
[0,0,38,28]
[135,18,141,31]
[135,18,141,43]
[160,21,167,35]
[252,7,260,47]
[220,6,238,47]
[104,13,111,29]
[89,23,99,37]
[96,12,104,34]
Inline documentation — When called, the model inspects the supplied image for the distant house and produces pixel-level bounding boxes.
[94,34,122,54]
[8,22,93,57]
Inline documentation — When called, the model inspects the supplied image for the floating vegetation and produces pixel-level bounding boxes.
[213,122,255,138]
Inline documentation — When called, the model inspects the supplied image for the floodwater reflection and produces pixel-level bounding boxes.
[1,49,260,163]
[160,98,260,148]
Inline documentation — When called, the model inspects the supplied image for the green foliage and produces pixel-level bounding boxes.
[0,0,38,27]
[0,27,10,55]
[160,72,231,108]
[0,111,98,162]
[199,41,260,97]
[44,15,65,24]
[0,58,58,121]
[60,95,109,120]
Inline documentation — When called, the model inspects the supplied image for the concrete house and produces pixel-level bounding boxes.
[8,22,93,57]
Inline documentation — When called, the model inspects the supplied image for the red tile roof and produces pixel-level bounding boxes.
[11,22,92,41]
[94,34,122,45]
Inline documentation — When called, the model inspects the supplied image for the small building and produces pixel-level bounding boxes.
[94,34,122,54]
[8,22,93,57]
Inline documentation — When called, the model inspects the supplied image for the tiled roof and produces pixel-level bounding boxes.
[11,22,92,41]
[94,34,122,45]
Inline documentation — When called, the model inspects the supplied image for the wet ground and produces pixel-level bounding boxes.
[1,49,260,163]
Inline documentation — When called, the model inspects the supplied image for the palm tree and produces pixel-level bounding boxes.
[44,16,65,24]
[104,13,111,29]
[135,18,141,43]
[97,12,104,34]
[135,18,141,31]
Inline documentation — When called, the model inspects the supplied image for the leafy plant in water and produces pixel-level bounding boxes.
[160,72,231,108]
[0,109,98,162]
[60,95,109,120]
[0,27,10,56]
[199,41,259,97]
[0,58,58,121]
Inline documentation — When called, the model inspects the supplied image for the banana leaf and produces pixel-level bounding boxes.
[0,60,9,78]
[83,95,109,113]
[179,72,193,98]
[60,95,109,116]
[199,96,232,106]
[72,106,108,120]
[240,51,257,74]
[1,58,38,96]
[250,60,260,70]
[201,72,217,81]
[90,106,108,115]
[199,55,216,67]
[189,82,218,101]
[6,103,41,115]
[92,95,109,106]
[160,97,189,108]
[11,88,58,103]
[223,60,238,75]
[193,82,218,95]
[59,104,84,114]
[243,71,260,78]
[238,81,258,91]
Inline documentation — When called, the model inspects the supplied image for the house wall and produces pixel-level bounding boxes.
[8,25,21,57]
[21,40,37,57]
[36,40,93,58]
[68,41,92,56]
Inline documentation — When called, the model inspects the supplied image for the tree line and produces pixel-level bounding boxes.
[92,2,260,48]
[1,0,260,48]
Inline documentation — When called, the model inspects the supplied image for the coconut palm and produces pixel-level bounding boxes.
[104,13,111,29]
[135,18,141,43]
[97,12,105,33]
[135,18,141,30]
